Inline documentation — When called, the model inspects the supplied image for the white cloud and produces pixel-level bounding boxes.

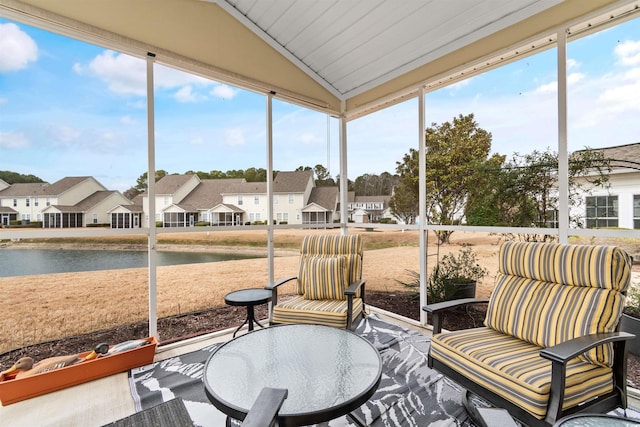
[190,136,204,145]
[76,51,217,97]
[597,68,640,113]
[568,72,585,86]
[50,125,81,143]
[0,131,29,148]
[224,128,245,146]
[447,78,472,93]
[0,97,7,104]
[300,132,320,144]
[211,84,238,99]
[120,115,137,125]
[75,50,147,95]
[567,58,580,71]
[615,39,640,66]
[533,72,585,94]
[535,81,557,94]
[174,85,206,103]
[0,23,38,72]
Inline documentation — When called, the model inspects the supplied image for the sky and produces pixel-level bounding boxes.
[0,15,639,193]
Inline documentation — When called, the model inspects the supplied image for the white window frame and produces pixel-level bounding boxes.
[586,195,618,228]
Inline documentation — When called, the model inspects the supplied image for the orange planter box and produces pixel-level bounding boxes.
[0,337,157,406]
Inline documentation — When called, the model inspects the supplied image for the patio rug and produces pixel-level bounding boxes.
[129,314,478,426]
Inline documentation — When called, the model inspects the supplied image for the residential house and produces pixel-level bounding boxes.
[347,192,396,223]
[303,186,339,224]
[108,203,144,229]
[145,170,339,227]
[0,176,133,228]
[573,142,640,230]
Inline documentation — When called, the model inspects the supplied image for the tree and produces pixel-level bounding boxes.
[354,172,399,196]
[313,164,336,186]
[135,170,168,190]
[465,148,611,241]
[388,180,418,224]
[0,171,44,184]
[391,113,492,243]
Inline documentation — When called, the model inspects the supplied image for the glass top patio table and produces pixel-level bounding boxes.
[203,324,382,426]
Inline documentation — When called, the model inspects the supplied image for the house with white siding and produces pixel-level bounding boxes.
[0,176,132,228]
[572,142,640,230]
[143,170,339,227]
[346,192,398,223]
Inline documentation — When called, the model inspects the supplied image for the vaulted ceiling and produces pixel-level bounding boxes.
[1,0,638,119]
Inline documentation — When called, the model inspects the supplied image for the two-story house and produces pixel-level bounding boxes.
[347,192,396,223]
[144,170,339,227]
[0,176,132,228]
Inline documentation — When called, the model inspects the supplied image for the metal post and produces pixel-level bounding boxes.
[557,29,569,244]
[339,102,348,236]
[418,89,428,324]
[266,92,275,302]
[146,53,158,340]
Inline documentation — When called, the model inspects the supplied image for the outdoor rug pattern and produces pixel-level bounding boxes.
[128,314,478,426]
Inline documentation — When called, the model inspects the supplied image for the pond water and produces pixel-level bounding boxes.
[0,248,262,277]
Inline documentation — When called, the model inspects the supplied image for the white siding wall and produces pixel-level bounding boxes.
[573,170,640,229]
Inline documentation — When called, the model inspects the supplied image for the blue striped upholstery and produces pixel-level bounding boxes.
[430,241,632,421]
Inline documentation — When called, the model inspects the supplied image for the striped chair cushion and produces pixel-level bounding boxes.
[296,234,364,296]
[300,256,348,300]
[485,242,631,367]
[431,327,614,420]
[271,295,363,329]
[300,234,363,259]
[498,241,632,291]
[485,274,624,367]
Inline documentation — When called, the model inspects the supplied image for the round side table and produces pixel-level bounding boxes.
[224,288,272,337]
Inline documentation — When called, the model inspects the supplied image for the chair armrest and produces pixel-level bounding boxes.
[540,332,635,364]
[423,298,490,314]
[345,279,365,296]
[265,276,296,291]
[422,298,489,334]
[540,331,635,424]
[242,387,288,427]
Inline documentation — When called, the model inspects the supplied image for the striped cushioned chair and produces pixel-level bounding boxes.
[265,234,365,330]
[424,242,634,427]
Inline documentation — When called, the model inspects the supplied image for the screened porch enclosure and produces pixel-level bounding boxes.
[42,212,83,228]
[1,0,640,341]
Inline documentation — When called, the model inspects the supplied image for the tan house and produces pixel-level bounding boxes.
[143,170,339,227]
[0,176,132,228]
